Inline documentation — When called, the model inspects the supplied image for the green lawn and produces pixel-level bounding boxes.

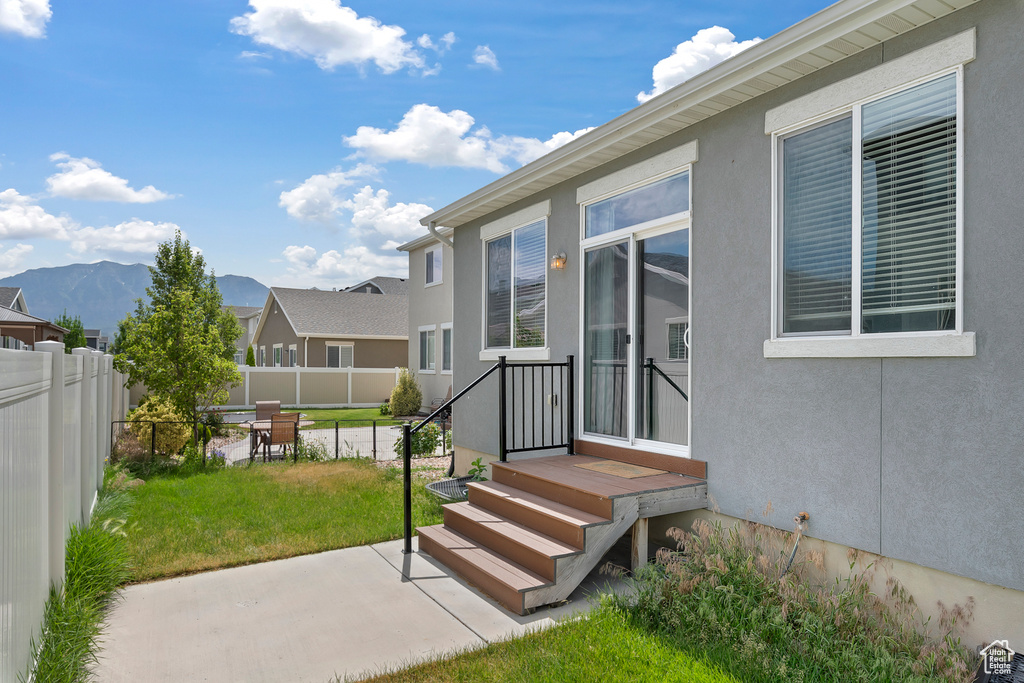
[126,459,443,581]
[360,606,741,683]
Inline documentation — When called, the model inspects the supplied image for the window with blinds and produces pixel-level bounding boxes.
[861,74,957,333]
[485,220,546,349]
[779,72,959,337]
[419,330,435,371]
[782,117,853,334]
[327,344,353,368]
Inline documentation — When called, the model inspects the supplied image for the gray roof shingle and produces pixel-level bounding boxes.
[224,305,263,319]
[344,277,408,296]
[0,287,22,309]
[271,287,408,337]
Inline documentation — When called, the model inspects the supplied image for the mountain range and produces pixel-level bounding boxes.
[0,261,269,336]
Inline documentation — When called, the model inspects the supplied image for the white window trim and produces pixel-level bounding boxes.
[425,245,443,288]
[419,324,437,374]
[766,38,975,359]
[259,346,265,367]
[273,343,283,367]
[288,344,297,368]
[326,341,354,368]
[576,140,698,205]
[479,206,550,360]
[440,322,453,375]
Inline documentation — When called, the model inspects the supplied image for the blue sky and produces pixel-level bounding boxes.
[0,0,831,288]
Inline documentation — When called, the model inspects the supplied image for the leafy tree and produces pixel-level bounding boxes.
[114,232,243,438]
[54,309,87,353]
[245,345,256,367]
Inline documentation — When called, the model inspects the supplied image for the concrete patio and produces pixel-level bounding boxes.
[93,538,625,682]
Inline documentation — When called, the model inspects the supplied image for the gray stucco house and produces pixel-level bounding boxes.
[415,0,1023,645]
[251,286,408,369]
[398,228,455,411]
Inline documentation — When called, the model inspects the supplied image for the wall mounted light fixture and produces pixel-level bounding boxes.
[550,252,567,270]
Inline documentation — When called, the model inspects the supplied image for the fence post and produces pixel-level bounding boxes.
[38,341,66,589]
[567,355,575,455]
[72,347,96,523]
[402,423,412,554]
[151,421,157,459]
[372,420,377,460]
[498,355,507,463]
[335,420,339,459]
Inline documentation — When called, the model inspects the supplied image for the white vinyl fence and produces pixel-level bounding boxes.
[129,365,402,410]
[0,343,128,683]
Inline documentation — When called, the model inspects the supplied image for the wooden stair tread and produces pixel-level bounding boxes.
[445,502,580,558]
[417,524,548,593]
[468,480,609,526]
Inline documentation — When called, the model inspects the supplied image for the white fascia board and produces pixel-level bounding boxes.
[419,0,967,229]
[397,226,455,252]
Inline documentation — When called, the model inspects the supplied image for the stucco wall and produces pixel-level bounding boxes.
[302,337,407,369]
[452,1,1024,592]
[407,241,455,409]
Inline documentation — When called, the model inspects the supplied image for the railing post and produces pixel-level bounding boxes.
[150,420,156,459]
[335,420,339,459]
[566,355,575,455]
[498,355,507,463]
[646,357,654,438]
[402,423,412,554]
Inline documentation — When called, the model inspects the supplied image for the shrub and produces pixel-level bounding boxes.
[201,408,226,436]
[393,421,441,457]
[127,396,190,458]
[389,368,422,417]
[245,345,256,367]
[613,514,974,683]
[378,400,391,416]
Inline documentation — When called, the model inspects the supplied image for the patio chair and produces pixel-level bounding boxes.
[255,400,281,422]
[267,413,300,462]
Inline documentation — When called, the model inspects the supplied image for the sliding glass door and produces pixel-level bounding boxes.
[582,225,690,452]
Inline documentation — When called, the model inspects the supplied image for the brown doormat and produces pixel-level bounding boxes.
[574,460,666,479]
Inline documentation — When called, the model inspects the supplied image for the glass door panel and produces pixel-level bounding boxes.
[635,229,689,446]
[583,241,629,438]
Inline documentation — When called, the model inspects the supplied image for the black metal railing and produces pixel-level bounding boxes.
[402,354,575,553]
[642,357,688,441]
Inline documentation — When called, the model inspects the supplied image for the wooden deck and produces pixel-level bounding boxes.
[418,453,707,614]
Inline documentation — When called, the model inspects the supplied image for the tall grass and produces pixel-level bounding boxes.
[28,483,134,682]
[613,515,975,683]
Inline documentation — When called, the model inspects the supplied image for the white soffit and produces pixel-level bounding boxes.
[421,0,980,230]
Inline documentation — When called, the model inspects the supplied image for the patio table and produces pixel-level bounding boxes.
[242,419,315,460]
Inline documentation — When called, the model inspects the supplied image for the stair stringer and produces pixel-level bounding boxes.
[523,495,639,610]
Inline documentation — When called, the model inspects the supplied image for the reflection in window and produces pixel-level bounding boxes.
[486,220,546,348]
[585,172,689,238]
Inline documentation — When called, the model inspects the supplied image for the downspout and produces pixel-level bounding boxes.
[304,337,308,367]
[428,221,454,248]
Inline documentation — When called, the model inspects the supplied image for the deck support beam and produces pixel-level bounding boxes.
[631,517,649,571]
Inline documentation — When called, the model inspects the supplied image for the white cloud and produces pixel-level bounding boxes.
[472,45,499,70]
[344,104,594,173]
[0,188,72,239]
[341,185,432,242]
[418,31,455,54]
[0,0,51,38]
[69,219,183,255]
[278,163,377,223]
[230,0,429,74]
[281,243,406,283]
[0,243,33,277]
[46,153,174,203]
[637,26,761,103]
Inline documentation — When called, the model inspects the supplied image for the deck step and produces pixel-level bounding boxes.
[467,480,608,549]
[442,502,580,581]
[417,524,548,614]
[491,461,613,518]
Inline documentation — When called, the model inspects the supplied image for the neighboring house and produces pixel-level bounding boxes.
[0,286,66,349]
[224,305,263,364]
[398,228,454,410]
[417,0,1023,643]
[251,286,407,368]
[84,329,109,352]
[344,276,409,296]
